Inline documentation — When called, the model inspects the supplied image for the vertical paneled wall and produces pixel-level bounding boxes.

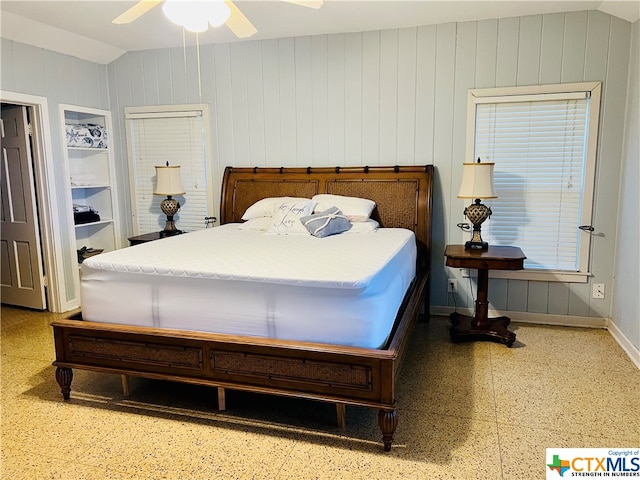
[103,11,628,317]
[612,20,640,350]
[1,38,110,303]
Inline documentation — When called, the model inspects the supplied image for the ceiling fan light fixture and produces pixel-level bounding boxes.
[162,0,221,32]
[208,0,231,27]
[162,0,187,27]
[184,18,209,33]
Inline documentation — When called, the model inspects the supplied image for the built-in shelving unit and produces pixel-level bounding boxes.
[60,105,120,267]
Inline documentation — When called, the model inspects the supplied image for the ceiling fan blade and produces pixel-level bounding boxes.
[113,0,163,25]
[224,0,257,38]
[281,0,324,8]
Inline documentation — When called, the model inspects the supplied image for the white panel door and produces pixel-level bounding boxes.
[0,105,46,309]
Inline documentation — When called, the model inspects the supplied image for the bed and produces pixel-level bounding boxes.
[52,165,434,451]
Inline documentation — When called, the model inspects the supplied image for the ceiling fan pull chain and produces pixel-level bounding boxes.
[182,27,188,91]
[196,32,202,102]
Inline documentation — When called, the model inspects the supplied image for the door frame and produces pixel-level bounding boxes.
[1,91,67,312]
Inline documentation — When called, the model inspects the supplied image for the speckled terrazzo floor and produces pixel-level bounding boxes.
[1,305,638,480]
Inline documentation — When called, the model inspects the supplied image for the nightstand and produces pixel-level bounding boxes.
[444,244,526,347]
[128,231,182,246]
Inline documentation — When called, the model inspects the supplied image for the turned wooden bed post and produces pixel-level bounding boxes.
[378,409,398,452]
[55,367,73,400]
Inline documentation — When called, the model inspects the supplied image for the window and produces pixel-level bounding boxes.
[124,105,213,234]
[466,83,601,282]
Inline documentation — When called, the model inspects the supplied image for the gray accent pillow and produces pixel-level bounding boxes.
[301,206,352,238]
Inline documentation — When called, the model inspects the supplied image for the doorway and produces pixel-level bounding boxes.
[1,103,46,309]
[0,91,67,313]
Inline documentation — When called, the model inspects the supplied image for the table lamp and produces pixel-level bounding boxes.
[154,162,185,235]
[458,158,497,250]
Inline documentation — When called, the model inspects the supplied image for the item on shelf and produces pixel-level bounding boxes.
[65,123,108,149]
[70,174,98,186]
[77,247,104,264]
[73,204,101,225]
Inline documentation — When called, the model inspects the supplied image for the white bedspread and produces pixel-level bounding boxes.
[81,224,417,348]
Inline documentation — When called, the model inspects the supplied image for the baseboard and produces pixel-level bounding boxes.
[607,320,640,370]
[430,306,639,370]
[430,306,607,328]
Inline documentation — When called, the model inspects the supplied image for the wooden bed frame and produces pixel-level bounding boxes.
[52,165,434,451]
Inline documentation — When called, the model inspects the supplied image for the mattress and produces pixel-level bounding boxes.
[80,224,417,348]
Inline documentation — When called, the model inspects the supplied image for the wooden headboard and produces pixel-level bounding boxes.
[220,165,434,269]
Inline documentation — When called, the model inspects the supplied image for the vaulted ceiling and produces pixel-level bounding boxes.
[1,1,638,64]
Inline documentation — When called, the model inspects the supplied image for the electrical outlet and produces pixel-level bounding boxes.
[448,279,457,293]
[592,283,605,299]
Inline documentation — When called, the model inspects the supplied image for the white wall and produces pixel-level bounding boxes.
[612,20,640,352]
[1,38,110,304]
[107,10,632,316]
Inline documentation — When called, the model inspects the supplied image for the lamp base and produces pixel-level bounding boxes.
[160,228,184,238]
[465,240,489,250]
[159,196,182,236]
[463,199,492,251]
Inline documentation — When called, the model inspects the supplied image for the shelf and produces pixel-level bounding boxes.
[71,185,111,190]
[74,219,113,229]
[67,147,108,152]
[75,220,116,255]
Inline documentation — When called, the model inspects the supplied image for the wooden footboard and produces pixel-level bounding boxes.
[53,165,434,451]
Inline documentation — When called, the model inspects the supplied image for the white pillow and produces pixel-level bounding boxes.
[344,219,379,233]
[266,199,315,235]
[238,217,272,231]
[242,197,312,221]
[312,194,375,222]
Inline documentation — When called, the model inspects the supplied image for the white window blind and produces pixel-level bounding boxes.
[474,96,590,271]
[126,109,209,234]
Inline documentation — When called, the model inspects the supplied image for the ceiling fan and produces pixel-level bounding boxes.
[113,0,324,39]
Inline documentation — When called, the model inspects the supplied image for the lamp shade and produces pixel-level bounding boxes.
[154,165,185,196]
[162,0,231,32]
[458,162,497,199]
